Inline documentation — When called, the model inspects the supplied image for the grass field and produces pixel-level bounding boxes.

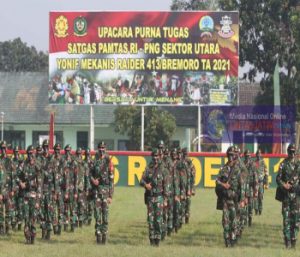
[0,187,299,257]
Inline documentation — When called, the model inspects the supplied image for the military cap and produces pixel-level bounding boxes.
[98,141,106,148]
[26,145,34,153]
[54,143,61,150]
[42,139,49,147]
[64,144,72,151]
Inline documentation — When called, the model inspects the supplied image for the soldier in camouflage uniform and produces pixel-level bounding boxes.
[276,143,300,248]
[61,144,76,232]
[91,142,114,244]
[176,148,190,230]
[169,148,180,235]
[215,146,242,247]
[12,146,24,231]
[254,149,268,215]
[39,140,55,240]
[16,145,42,244]
[140,148,167,246]
[182,147,196,224]
[0,141,17,235]
[74,147,90,228]
[49,143,64,235]
[84,148,94,225]
[243,149,258,227]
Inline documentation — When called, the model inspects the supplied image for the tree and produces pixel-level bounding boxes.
[114,106,176,150]
[171,0,218,10]
[0,38,48,71]
[218,1,300,119]
[172,0,300,120]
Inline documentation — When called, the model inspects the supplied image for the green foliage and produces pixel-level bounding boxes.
[219,0,300,119]
[0,188,297,257]
[0,38,48,71]
[171,0,218,10]
[114,106,176,150]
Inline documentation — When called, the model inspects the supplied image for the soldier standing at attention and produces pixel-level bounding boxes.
[84,148,93,225]
[12,146,23,231]
[40,140,55,240]
[91,141,114,244]
[243,149,258,227]
[61,144,76,232]
[0,141,17,235]
[276,144,300,248]
[140,148,167,246]
[49,143,64,235]
[254,149,268,215]
[182,147,196,224]
[16,146,41,244]
[215,146,241,247]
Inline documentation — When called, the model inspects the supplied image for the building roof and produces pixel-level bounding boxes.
[0,72,260,127]
[0,72,115,125]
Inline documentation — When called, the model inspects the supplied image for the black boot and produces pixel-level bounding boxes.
[57,225,61,235]
[185,217,189,224]
[255,209,258,215]
[285,237,291,248]
[41,229,46,239]
[225,239,231,247]
[248,216,252,227]
[31,236,35,244]
[5,225,9,235]
[154,239,160,247]
[102,234,107,244]
[70,224,74,232]
[46,230,51,240]
[150,239,155,246]
[291,239,296,249]
[53,225,57,235]
[17,223,22,231]
[167,228,172,236]
[96,232,101,244]
[161,231,166,241]
[259,210,262,215]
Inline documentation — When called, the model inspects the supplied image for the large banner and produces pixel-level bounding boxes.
[49,11,239,105]
[107,152,284,187]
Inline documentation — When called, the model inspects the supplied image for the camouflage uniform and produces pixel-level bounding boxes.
[140,148,167,247]
[91,142,114,244]
[177,148,190,229]
[254,149,268,215]
[182,148,196,224]
[243,150,258,227]
[16,146,42,244]
[276,144,300,248]
[61,144,76,232]
[12,146,23,231]
[39,140,55,240]
[162,148,179,237]
[169,149,180,234]
[83,148,94,225]
[49,143,64,235]
[216,146,241,247]
[74,148,90,227]
[0,141,18,234]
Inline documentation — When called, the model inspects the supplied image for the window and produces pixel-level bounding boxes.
[118,140,130,150]
[32,131,63,147]
[4,130,25,150]
[77,131,88,149]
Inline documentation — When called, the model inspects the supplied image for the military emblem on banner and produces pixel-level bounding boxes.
[218,15,234,38]
[54,15,69,38]
[199,16,214,38]
[74,16,87,36]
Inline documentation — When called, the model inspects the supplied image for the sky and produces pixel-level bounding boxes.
[0,0,172,52]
